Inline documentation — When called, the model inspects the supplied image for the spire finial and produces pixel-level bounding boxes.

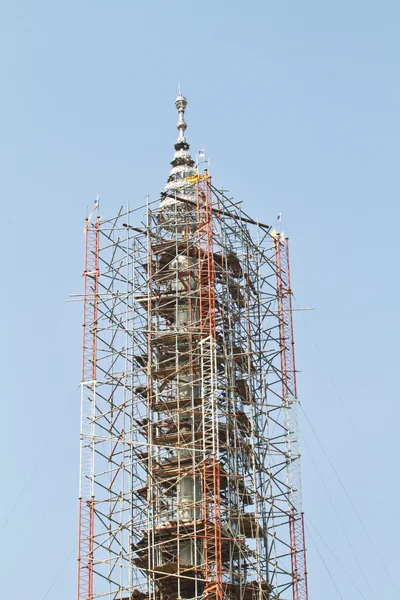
[175,92,188,141]
[161,93,196,202]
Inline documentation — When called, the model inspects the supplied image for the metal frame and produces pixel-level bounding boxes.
[77,181,308,600]
[275,238,308,600]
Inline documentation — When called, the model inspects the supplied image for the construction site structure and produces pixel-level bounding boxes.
[77,94,308,600]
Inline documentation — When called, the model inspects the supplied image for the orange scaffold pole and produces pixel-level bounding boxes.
[78,217,100,600]
[275,236,309,600]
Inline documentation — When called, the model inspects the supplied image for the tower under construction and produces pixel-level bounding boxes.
[78,94,308,600]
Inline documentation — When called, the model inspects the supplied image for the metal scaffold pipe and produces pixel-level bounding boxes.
[75,94,310,600]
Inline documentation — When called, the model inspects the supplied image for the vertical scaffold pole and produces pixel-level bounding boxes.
[78,217,100,600]
[275,236,308,600]
[197,175,222,600]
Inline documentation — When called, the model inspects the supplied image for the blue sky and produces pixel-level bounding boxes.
[1,1,399,599]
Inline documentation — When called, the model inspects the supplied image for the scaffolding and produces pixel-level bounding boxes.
[77,96,308,600]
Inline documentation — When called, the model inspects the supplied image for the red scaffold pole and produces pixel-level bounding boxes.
[275,236,309,600]
[78,217,100,600]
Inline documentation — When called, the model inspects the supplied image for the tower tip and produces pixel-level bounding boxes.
[160,92,196,206]
[175,93,187,111]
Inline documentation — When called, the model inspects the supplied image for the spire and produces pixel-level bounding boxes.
[162,93,197,202]
[175,94,188,142]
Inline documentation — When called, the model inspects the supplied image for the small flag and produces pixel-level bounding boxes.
[198,149,205,159]
[277,212,282,222]
[279,231,285,241]
[93,195,99,211]
[270,228,277,239]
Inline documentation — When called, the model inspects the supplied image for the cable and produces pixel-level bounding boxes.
[306,516,367,599]
[301,404,400,598]
[293,295,400,597]
[0,385,79,536]
[306,526,345,600]
[40,545,77,599]
[302,434,377,600]
[3,515,45,588]
[293,294,356,431]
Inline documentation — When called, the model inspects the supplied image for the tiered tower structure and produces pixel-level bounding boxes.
[77,95,308,600]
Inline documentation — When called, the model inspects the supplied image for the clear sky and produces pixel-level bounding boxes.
[1,1,399,599]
